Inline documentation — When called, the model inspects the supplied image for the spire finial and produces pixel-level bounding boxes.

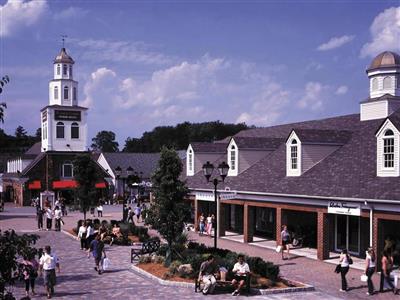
[61,35,68,48]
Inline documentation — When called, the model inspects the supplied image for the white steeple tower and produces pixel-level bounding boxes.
[41,46,88,152]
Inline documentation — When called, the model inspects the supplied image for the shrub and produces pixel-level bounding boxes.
[157,244,168,257]
[168,260,182,274]
[151,255,165,264]
[139,255,152,264]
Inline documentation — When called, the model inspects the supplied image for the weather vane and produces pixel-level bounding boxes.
[61,35,68,48]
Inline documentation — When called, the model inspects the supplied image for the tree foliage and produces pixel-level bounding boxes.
[145,147,190,265]
[0,75,10,124]
[0,230,38,298]
[73,154,100,220]
[123,121,250,152]
[91,130,119,152]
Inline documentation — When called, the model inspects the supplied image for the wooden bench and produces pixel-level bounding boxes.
[130,240,160,262]
[195,273,251,295]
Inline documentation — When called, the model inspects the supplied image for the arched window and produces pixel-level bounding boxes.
[69,65,73,77]
[56,122,64,139]
[383,129,394,168]
[290,140,298,170]
[57,64,60,75]
[371,78,378,91]
[230,145,236,171]
[73,87,77,101]
[63,64,67,75]
[383,77,392,89]
[54,86,59,100]
[71,122,79,139]
[188,149,193,172]
[63,86,69,100]
[62,161,73,178]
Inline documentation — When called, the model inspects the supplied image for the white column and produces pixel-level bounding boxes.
[370,206,373,247]
[47,109,53,151]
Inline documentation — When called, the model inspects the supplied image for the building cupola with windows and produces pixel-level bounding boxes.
[41,47,88,152]
[360,51,400,121]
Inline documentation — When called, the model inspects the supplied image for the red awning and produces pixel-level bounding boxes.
[95,182,107,189]
[52,180,78,189]
[28,180,41,190]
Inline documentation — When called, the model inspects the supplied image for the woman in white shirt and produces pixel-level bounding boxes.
[54,206,62,231]
[365,247,376,295]
[231,254,250,296]
[78,222,87,250]
[86,221,95,248]
[339,249,350,292]
[97,204,103,217]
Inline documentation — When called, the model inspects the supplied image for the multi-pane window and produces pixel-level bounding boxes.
[71,122,79,139]
[290,140,298,169]
[57,64,60,75]
[73,87,77,101]
[62,162,73,178]
[383,130,394,168]
[64,86,69,100]
[56,122,64,139]
[230,145,236,171]
[54,86,58,100]
[63,64,67,75]
[188,150,193,171]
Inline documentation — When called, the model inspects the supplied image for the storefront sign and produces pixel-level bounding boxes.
[195,191,237,202]
[328,201,361,216]
[54,110,81,121]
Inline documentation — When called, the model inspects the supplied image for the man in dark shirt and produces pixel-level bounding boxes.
[36,205,44,230]
[88,235,106,274]
[199,255,219,295]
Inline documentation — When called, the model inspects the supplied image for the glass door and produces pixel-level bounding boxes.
[348,216,360,254]
[335,215,347,251]
[335,215,360,255]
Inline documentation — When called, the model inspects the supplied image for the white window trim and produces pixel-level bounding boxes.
[286,131,301,177]
[62,162,74,178]
[227,139,238,176]
[376,119,400,177]
[186,145,195,176]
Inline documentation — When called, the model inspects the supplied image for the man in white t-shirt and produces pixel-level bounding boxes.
[39,245,60,299]
[231,254,250,296]
[54,206,62,231]
[45,207,53,231]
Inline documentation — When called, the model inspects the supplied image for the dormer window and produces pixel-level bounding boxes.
[188,149,193,172]
[230,145,236,171]
[186,145,195,176]
[227,140,238,176]
[383,129,394,168]
[290,140,298,170]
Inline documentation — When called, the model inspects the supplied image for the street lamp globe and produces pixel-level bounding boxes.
[202,161,214,182]
[218,161,229,181]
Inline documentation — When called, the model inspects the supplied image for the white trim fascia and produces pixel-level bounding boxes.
[375,119,400,137]
[97,153,114,179]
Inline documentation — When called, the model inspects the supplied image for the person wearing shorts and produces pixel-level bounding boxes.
[281,225,291,260]
[231,254,250,296]
[39,245,60,299]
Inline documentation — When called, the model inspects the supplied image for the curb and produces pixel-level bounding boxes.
[130,264,315,295]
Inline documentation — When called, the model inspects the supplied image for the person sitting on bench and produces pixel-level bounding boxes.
[199,255,219,295]
[231,254,250,296]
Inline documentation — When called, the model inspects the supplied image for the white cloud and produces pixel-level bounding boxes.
[317,35,355,51]
[360,6,400,57]
[297,82,325,111]
[81,67,117,107]
[53,7,88,20]
[335,85,348,95]
[0,0,48,37]
[73,38,173,65]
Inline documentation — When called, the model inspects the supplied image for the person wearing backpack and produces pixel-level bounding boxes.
[21,254,39,297]
[39,245,60,299]
[339,249,352,292]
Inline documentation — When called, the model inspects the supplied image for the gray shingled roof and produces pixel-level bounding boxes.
[103,152,160,179]
[185,112,400,200]
[233,137,285,150]
[190,142,228,153]
[292,129,352,145]
[24,142,41,156]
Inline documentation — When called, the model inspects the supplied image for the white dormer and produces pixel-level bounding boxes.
[286,131,301,177]
[376,119,400,177]
[227,139,238,176]
[186,144,194,176]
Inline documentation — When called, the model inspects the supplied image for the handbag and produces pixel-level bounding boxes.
[360,274,368,282]
[334,264,341,273]
[276,245,282,253]
[102,257,110,270]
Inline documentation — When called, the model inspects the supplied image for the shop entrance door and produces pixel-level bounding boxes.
[335,215,360,255]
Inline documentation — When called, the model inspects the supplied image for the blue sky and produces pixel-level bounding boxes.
[0,0,399,147]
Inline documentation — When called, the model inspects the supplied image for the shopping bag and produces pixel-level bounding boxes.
[276,245,282,253]
[360,274,368,282]
[103,257,110,270]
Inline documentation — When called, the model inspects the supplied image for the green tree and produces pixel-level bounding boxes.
[0,75,10,124]
[35,127,41,141]
[145,147,190,265]
[91,130,119,152]
[14,126,27,139]
[0,230,39,298]
[73,154,100,220]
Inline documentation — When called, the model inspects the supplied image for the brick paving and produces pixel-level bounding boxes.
[0,204,396,299]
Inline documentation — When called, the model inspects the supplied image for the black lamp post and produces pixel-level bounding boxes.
[202,161,229,249]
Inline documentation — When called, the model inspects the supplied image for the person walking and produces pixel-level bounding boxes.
[134,205,141,223]
[198,213,205,236]
[39,245,60,299]
[78,221,87,250]
[45,206,53,231]
[21,253,39,297]
[339,249,350,292]
[365,247,376,295]
[85,221,95,249]
[88,234,106,274]
[36,205,44,231]
[280,225,291,260]
[206,214,212,236]
[379,249,398,294]
[199,255,219,295]
[54,206,62,231]
[60,198,67,216]
[127,207,135,224]
[97,203,103,217]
